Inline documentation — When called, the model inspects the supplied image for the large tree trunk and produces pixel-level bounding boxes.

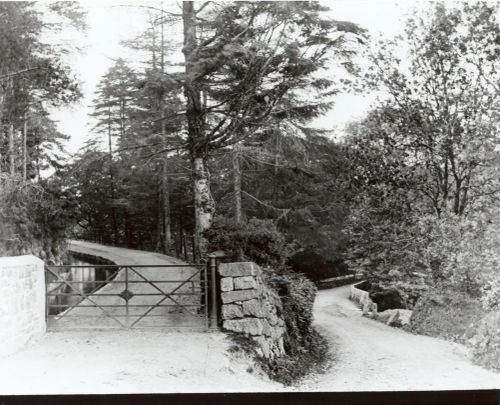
[183,1,215,261]
[192,156,215,260]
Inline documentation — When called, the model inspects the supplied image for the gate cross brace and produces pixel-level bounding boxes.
[127,266,203,328]
[45,266,126,327]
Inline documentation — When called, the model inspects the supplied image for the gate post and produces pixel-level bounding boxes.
[208,255,218,328]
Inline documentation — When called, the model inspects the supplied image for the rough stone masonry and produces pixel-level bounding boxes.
[218,262,286,359]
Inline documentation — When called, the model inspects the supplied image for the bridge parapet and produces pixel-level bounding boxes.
[350,281,378,315]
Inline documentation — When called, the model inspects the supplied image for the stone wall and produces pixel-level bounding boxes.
[318,274,356,290]
[218,262,286,359]
[350,281,377,315]
[0,255,46,357]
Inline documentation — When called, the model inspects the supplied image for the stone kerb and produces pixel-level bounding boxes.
[218,262,286,359]
[0,255,46,357]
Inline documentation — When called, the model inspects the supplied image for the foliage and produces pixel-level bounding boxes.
[181,0,365,154]
[346,199,500,309]
[288,248,350,283]
[68,147,194,252]
[470,311,500,372]
[344,198,431,308]
[89,59,139,148]
[259,327,329,386]
[268,271,317,352]
[409,288,483,342]
[227,269,330,386]
[0,2,84,176]
[204,216,291,268]
[178,0,365,255]
[360,1,500,216]
[482,278,500,312]
[0,175,79,261]
[207,133,352,271]
[343,2,500,309]
[260,270,329,385]
[78,1,362,264]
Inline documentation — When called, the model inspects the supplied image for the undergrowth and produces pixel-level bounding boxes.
[409,287,483,343]
[227,270,331,386]
[409,287,500,373]
[471,311,500,372]
[228,328,330,386]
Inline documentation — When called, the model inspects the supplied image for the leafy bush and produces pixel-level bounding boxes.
[259,328,329,386]
[0,176,79,261]
[288,248,350,282]
[408,287,483,343]
[470,311,500,372]
[260,270,329,385]
[269,271,317,350]
[346,206,500,309]
[481,274,500,311]
[207,217,330,384]
[205,216,291,268]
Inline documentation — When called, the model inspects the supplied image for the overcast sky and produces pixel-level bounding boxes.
[50,0,432,154]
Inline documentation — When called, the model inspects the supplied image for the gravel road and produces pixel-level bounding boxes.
[0,330,283,394]
[296,284,500,391]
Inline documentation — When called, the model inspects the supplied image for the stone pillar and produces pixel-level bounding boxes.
[218,262,286,359]
[0,255,46,357]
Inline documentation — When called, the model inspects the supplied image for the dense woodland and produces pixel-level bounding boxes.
[0,1,499,374]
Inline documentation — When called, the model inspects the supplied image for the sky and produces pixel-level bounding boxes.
[49,0,431,154]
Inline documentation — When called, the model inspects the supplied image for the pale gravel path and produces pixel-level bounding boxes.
[0,330,283,394]
[295,284,500,391]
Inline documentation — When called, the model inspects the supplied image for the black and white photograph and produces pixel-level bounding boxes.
[0,0,499,399]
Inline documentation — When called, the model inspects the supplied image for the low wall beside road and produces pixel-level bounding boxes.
[318,274,357,289]
[0,255,46,357]
[350,280,377,314]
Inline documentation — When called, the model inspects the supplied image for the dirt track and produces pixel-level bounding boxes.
[296,284,500,391]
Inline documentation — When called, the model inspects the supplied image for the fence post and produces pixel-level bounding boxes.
[208,255,218,329]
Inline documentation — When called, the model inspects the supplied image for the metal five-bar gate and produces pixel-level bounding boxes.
[45,260,219,330]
